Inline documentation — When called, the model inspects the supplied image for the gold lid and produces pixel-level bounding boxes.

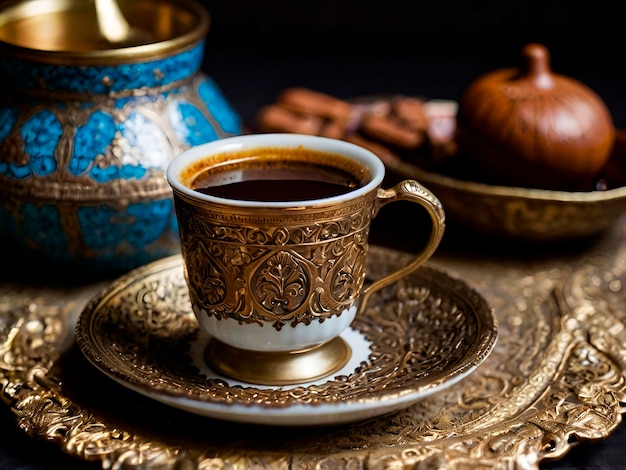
[0,0,209,65]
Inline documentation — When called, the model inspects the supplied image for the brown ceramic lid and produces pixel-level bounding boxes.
[455,43,615,190]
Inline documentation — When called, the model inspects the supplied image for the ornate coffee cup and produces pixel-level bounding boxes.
[166,133,445,385]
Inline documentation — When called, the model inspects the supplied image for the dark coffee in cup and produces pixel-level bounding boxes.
[184,146,368,202]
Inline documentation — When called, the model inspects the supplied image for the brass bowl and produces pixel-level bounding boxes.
[341,95,625,243]
[0,0,207,62]
[385,151,626,243]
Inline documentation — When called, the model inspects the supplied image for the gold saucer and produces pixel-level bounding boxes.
[74,250,498,426]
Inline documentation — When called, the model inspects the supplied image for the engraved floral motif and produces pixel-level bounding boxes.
[175,193,375,328]
[251,251,309,328]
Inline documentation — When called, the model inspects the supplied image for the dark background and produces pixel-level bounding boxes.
[201,0,623,58]
[197,0,626,129]
[2,1,626,469]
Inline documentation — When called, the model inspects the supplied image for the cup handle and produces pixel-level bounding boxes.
[360,179,446,311]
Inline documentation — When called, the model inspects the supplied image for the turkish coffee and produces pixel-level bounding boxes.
[187,147,368,202]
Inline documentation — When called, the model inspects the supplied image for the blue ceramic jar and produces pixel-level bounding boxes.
[0,0,242,274]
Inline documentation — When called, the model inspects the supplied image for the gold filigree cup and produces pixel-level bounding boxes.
[166,134,445,385]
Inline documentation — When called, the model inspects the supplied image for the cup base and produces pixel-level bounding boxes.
[204,337,352,386]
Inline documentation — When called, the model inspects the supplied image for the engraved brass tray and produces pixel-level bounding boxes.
[1,225,626,468]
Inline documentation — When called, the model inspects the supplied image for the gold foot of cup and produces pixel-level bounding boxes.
[205,337,352,386]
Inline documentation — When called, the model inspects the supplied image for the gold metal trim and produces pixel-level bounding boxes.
[388,152,626,241]
[205,337,352,386]
[0,0,209,64]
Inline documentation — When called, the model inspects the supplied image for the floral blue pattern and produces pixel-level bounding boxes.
[172,102,219,146]
[78,198,173,250]
[0,43,205,93]
[19,203,69,250]
[70,110,118,176]
[0,35,241,272]
[199,77,242,135]
[21,110,62,177]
